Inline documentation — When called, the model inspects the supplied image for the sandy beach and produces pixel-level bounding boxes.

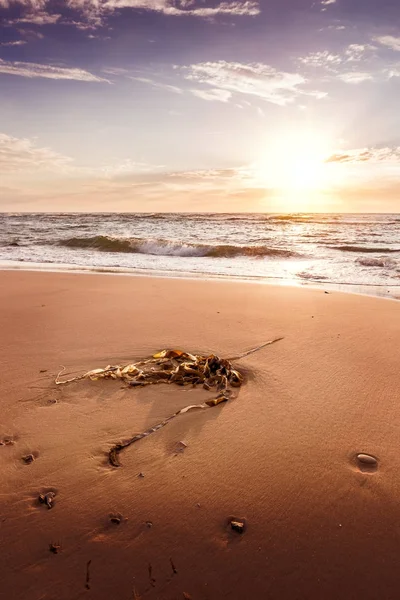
[1,270,400,600]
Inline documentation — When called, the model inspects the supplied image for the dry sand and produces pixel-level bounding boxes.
[1,270,400,600]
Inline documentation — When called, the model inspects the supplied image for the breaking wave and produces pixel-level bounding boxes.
[58,235,300,259]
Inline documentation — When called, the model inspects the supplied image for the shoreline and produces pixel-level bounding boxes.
[1,261,399,301]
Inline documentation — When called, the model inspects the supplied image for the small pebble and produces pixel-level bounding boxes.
[175,441,188,452]
[49,543,61,554]
[138,472,145,478]
[357,453,377,466]
[110,514,121,525]
[230,520,245,534]
[22,454,35,464]
[39,491,56,509]
[146,521,153,528]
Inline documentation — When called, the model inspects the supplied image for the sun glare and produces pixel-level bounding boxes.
[256,131,333,193]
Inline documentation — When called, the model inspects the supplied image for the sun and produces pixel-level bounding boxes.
[255,130,333,193]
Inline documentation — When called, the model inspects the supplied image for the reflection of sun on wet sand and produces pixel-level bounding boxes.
[0,270,399,600]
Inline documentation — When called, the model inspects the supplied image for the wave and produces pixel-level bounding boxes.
[331,245,400,253]
[297,271,327,281]
[356,257,396,268]
[58,235,300,259]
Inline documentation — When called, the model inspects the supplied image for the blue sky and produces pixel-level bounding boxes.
[1,0,400,212]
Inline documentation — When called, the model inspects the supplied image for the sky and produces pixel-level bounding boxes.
[1,0,400,213]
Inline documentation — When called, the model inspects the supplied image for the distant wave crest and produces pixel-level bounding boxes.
[331,245,400,253]
[58,235,300,259]
[356,257,396,268]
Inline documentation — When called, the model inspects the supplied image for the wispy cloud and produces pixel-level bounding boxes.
[190,88,232,102]
[0,132,72,171]
[320,0,336,11]
[89,0,260,18]
[0,0,47,7]
[181,61,324,106]
[0,39,27,46]
[129,76,183,94]
[374,35,400,52]
[326,147,400,163]
[338,71,374,84]
[298,50,342,70]
[299,44,376,71]
[0,59,110,82]
[15,11,60,23]
[1,0,260,28]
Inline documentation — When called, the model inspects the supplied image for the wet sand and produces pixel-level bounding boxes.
[1,270,400,600]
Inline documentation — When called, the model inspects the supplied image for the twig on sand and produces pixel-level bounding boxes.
[226,337,284,361]
[85,560,92,590]
[170,557,178,575]
[148,563,156,587]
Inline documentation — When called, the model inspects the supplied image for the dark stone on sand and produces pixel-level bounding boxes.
[230,519,245,534]
[22,454,35,464]
[39,491,56,509]
[110,514,121,524]
[138,472,145,478]
[146,521,153,528]
[49,543,61,554]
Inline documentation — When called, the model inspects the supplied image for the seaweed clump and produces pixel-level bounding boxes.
[56,340,282,467]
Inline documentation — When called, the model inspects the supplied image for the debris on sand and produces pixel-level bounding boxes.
[22,454,35,464]
[49,543,61,554]
[230,519,246,534]
[0,437,14,446]
[39,491,56,509]
[55,340,283,467]
[175,441,188,453]
[109,513,122,524]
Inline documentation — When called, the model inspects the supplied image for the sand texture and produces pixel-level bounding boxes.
[1,271,400,600]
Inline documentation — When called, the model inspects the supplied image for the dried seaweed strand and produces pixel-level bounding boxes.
[227,337,284,361]
[108,403,209,467]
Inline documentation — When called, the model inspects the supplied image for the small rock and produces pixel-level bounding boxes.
[230,519,245,534]
[22,454,35,464]
[146,521,153,528]
[39,369,47,373]
[175,441,188,452]
[324,291,330,294]
[0,437,14,446]
[196,503,201,508]
[357,453,377,466]
[138,472,145,478]
[39,491,56,509]
[110,514,122,524]
[49,543,61,554]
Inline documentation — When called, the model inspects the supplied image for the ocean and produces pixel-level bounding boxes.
[1,212,400,298]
